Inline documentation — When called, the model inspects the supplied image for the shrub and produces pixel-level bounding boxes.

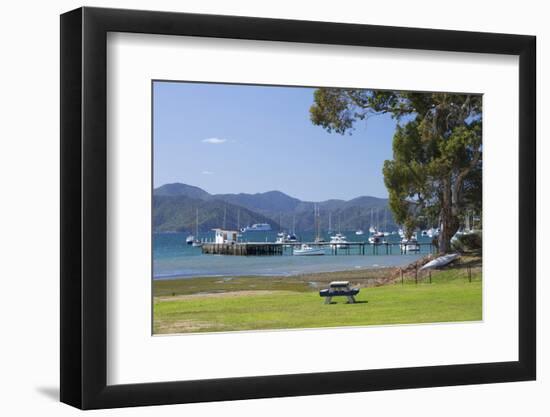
[451,232,482,251]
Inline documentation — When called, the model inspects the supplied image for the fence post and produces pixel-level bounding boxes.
[415,263,418,285]
[401,268,404,285]
[429,270,432,284]
[468,266,472,283]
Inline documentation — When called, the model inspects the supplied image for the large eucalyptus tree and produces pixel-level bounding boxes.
[310,89,482,253]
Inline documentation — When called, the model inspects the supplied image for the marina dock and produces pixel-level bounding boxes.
[201,241,435,256]
[201,243,284,256]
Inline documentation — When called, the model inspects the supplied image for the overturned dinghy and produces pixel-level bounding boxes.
[420,253,460,270]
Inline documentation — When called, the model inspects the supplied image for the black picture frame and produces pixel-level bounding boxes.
[60,6,536,410]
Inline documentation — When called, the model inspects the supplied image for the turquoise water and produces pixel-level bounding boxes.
[153,231,433,279]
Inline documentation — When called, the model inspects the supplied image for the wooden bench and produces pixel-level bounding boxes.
[319,281,360,304]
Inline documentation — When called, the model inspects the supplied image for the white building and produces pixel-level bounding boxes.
[213,229,239,244]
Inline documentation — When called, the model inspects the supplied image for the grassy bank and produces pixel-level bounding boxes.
[153,255,482,334]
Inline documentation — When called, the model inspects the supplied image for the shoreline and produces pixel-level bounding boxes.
[153,254,429,281]
[153,253,482,298]
[153,254,452,298]
[153,265,396,281]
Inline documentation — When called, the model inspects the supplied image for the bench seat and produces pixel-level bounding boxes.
[319,287,360,304]
[319,288,360,297]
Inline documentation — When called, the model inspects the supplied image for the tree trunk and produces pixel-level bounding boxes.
[438,179,460,254]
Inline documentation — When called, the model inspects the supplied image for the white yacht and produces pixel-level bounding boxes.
[355,229,364,235]
[368,231,384,244]
[330,233,348,248]
[287,233,298,243]
[277,232,299,246]
[400,237,420,252]
[276,232,288,244]
[293,244,325,256]
[185,235,194,245]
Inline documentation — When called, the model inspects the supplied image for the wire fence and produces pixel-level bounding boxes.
[398,262,482,285]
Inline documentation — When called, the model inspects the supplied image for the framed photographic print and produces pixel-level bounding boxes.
[60,6,536,409]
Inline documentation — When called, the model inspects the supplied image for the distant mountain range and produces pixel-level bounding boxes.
[153,183,395,233]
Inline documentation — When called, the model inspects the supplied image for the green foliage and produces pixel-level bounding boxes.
[310,89,483,252]
[452,232,482,252]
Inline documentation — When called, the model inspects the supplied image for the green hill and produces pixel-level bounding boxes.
[153,183,396,233]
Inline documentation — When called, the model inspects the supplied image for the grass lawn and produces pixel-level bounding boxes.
[153,263,482,334]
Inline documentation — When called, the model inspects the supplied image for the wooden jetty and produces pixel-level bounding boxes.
[202,241,435,256]
[202,242,284,256]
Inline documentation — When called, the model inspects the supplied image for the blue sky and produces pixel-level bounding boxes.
[153,81,398,201]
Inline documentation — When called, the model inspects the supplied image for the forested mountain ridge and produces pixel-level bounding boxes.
[153,183,395,233]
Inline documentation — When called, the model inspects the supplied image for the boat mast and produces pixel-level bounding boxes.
[318,206,322,239]
[223,205,226,229]
[195,208,199,238]
[328,212,332,234]
[370,208,374,230]
[314,204,321,241]
[237,209,240,230]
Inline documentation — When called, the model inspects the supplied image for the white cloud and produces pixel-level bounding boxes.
[202,137,227,144]
[201,170,214,175]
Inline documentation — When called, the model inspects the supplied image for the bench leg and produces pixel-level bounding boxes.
[324,296,332,304]
[347,295,356,304]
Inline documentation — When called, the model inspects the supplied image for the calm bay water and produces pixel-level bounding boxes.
[153,231,432,279]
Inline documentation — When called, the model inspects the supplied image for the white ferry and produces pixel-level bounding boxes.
[241,223,272,232]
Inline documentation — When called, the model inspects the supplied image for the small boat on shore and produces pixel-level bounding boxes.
[185,235,194,245]
[293,244,325,256]
[420,253,460,270]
